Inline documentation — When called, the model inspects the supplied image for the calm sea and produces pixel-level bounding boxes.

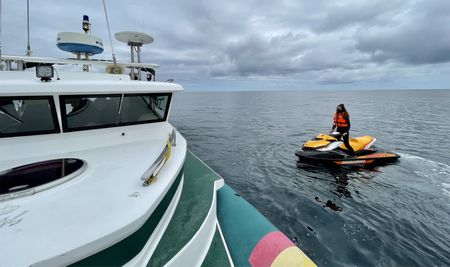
[170,90,450,267]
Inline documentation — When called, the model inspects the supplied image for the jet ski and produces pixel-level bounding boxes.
[295,132,400,166]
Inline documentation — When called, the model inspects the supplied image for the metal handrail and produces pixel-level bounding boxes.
[142,128,176,186]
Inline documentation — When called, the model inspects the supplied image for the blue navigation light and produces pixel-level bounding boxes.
[82,15,90,33]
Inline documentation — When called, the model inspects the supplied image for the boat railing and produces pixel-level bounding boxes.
[0,55,159,81]
[141,127,177,186]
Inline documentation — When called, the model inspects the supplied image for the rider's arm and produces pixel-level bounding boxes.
[345,114,351,130]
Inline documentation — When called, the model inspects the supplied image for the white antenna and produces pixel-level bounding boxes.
[26,0,31,56]
[115,31,153,80]
[102,0,117,67]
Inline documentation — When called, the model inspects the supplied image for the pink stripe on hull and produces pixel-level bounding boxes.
[249,231,295,267]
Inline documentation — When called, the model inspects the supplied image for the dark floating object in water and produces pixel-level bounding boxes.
[306,226,317,235]
[325,200,342,212]
[313,196,343,212]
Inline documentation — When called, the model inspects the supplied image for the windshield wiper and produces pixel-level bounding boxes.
[0,107,23,124]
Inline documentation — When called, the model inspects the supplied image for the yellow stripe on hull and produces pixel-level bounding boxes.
[271,246,317,267]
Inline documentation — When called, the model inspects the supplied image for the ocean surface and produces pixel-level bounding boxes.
[170,89,450,267]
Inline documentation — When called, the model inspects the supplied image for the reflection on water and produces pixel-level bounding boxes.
[297,161,381,201]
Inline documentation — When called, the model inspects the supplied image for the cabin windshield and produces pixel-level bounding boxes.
[60,93,171,132]
[0,96,60,138]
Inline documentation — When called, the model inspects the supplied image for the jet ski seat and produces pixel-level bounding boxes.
[340,135,374,152]
[303,133,337,149]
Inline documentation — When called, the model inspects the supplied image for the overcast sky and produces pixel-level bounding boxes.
[2,0,450,90]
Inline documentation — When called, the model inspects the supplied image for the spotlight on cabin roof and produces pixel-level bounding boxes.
[36,65,54,82]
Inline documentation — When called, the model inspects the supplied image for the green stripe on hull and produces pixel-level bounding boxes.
[148,151,221,266]
[201,227,232,267]
[217,184,277,267]
[71,167,184,267]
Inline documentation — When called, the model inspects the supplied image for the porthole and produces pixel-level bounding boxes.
[0,158,86,201]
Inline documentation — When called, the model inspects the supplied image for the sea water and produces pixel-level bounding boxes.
[171,89,450,267]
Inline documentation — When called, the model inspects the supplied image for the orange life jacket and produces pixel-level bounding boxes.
[334,112,349,128]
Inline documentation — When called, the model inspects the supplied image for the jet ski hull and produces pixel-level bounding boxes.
[295,149,400,166]
[297,133,400,167]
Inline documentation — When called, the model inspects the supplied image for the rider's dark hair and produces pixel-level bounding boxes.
[336,104,347,113]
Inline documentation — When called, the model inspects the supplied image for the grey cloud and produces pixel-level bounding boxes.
[313,0,406,32]
[210,32,369,78]
[317,66,392,85]
[2,0,450,88]
[209,33,305,77]
[355,0,450,65]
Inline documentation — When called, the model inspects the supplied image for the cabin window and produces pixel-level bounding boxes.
[60,93,171,132]
[60,95,121,131]
[0,96,60,138]
[119,93,171,124]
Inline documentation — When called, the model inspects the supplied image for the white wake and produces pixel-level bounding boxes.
[399,153,450,198]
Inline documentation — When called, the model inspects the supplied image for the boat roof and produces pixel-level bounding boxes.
[0,71,183,95]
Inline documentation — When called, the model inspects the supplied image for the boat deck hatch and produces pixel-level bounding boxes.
[0,158,85,196]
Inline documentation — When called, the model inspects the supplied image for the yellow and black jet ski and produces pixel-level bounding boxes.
[295,132,400,166]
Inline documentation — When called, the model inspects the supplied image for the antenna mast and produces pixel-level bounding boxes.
[102,0,117,67]
[26,0,31,56]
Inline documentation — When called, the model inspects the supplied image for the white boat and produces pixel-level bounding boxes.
[0,9,315,267]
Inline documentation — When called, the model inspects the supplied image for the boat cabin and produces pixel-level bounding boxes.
[0,28,182,201]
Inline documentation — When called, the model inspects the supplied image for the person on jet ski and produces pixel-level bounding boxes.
[332,104,356,155]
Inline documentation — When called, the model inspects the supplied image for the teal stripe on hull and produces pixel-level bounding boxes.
[217,184,277,267]
[147,151,220,266]
[71,167,184,267]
